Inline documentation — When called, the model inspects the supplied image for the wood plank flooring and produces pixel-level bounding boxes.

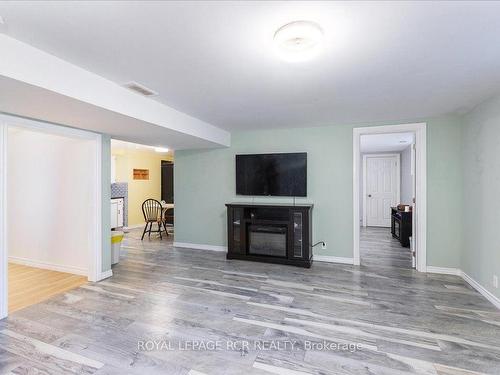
[8,263,87,313]
[360,226,413,268]
[0,229,499,374]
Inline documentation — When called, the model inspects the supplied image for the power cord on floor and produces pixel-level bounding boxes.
[312,241,325,248]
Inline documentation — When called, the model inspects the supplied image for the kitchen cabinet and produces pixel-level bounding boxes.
[111,198,124,229]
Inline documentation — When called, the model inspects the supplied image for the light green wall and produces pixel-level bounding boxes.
[426,116,463,268]
[101,135,112,272]
[175,115,463,267]
[462,95,500,299]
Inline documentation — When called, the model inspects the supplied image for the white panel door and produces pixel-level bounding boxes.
[365,155,399,227]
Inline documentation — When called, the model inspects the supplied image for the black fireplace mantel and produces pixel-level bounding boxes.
[226,203,313,268]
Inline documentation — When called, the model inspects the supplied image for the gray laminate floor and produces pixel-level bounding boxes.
[360,226,413,269]
[1,228,499,374]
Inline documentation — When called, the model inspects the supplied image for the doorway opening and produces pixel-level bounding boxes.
[353,123,427,272]
[161,160,174,230]
[109,140,174,266]
[0,114,102,319]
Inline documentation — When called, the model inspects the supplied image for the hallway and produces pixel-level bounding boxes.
[360,226,413,269]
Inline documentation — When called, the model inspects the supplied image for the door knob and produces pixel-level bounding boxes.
[368,194,372,197]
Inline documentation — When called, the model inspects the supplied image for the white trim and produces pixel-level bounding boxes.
[88,133,103,282]
[0,124,7,320]
[461,271,500,310]
[362,155,367,227]
[98,269,113,281]
[426,266,461,276]
[426,267,500,310]
[353,123,427,271]
[414,124,427,273]
[8,256,88,276]
[173,242,227,252]
[313,255,354,265]
[362,153,400,227]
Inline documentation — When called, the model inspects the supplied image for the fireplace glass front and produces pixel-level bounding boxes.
[248,224,287,257]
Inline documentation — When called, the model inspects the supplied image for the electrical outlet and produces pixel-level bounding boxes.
[321,242,327,250]
[493,275,498,289]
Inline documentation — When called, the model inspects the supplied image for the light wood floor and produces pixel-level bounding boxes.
[360,226,413,268]
[1,230,499,374]
[8,263,87,313]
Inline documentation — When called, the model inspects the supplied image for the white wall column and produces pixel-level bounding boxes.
[0,123,7,319]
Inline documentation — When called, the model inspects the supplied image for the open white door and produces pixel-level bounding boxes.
[363,154,400,227]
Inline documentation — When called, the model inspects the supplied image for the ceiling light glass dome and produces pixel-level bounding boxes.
[273,21,324,62]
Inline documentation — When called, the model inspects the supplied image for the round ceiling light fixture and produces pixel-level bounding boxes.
[273,20,324,62]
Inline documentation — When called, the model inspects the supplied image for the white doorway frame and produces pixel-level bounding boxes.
[362,153,401,227]
[0,123,7,319]
[353,123,427,272]
[0,114,103,320]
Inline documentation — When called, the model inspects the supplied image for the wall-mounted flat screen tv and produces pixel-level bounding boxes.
[236,152,307,197]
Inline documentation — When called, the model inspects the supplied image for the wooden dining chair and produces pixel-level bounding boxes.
[141,199,163,240]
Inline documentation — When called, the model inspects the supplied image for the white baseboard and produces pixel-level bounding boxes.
[461,271,500,309]
[426,266,461,276]
[173,242,227,252]
[427,266,500,309]
[9,256,88,276]
[313,255,354,265]
[97,269,113,281]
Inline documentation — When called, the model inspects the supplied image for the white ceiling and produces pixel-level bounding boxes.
[0,74,223,149]
[361,132,414,153]
[0,34,230,150]
[1,1,500,131]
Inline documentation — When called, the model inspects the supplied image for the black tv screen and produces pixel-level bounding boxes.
[236,153,307,197]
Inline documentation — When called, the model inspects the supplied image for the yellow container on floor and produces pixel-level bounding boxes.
[111,231,124,265]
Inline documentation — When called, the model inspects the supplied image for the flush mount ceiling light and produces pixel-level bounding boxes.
[273,21,324,62]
